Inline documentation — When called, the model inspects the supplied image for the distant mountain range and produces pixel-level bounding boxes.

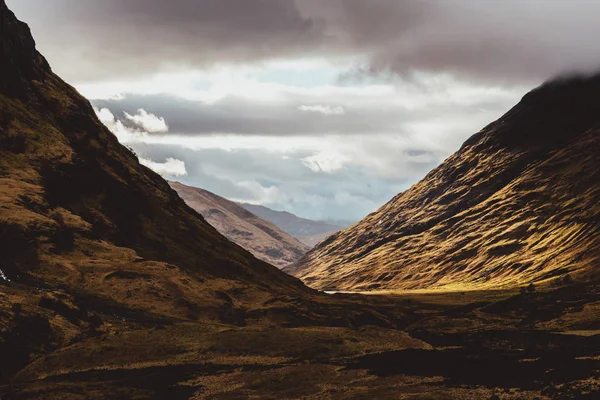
[170,182,309,269]
[240,203,351,247]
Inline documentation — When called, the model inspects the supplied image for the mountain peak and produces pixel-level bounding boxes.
[0,0,50,95]
[466,73,600,151]
[293,76,600,291]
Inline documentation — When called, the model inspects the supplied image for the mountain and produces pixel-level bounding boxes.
[0,0,307,310]
[240,203,348,247]
[291,75,600,291]
[169,182,309,268]
[3,3,600,398]
[0,4,443,397]
[0,1,326,393]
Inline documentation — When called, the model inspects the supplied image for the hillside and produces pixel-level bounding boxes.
[3,2,600,398]
[0,0,322,392]
[291,75,600,291]
[0,4,458,397]
[169,182,308,268]
[240,203,347,247]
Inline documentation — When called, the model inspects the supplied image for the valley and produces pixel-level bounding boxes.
[3,280,600,399]
[0,1,599,399]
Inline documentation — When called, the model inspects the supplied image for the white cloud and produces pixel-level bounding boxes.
[235,181,284,204]
[95,107,148,144]
[299,104,345,115]
[94,107,186,178]
[95,107,171,144]
[87,53,525,221]
[124,109,169,133]
[301,150,347,173]
[139,157,188,177]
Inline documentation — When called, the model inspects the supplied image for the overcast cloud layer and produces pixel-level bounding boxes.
[9,0,600,83]
[7,0,598,220]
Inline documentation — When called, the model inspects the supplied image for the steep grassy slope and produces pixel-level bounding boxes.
[0,0,319,384]
[292,76,600,291]
[170,182,309,268]
[0,0,310,305]
[241,203,347,247]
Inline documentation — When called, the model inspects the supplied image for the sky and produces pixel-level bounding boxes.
[8,0,600,221]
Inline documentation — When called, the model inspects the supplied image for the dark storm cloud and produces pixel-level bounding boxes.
[8,0,600,84]
[321,0,600,84]
[7,0,324,81]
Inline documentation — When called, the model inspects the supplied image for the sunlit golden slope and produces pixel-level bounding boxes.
[290,76,600,291]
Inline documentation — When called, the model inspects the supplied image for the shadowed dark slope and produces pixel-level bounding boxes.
[0,0,326,385]
[292,75,600,291]
[0,0,309,293]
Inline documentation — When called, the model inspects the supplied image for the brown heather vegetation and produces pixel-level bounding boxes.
[0,1,599,398]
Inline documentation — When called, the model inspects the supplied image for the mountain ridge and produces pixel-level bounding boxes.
[240,202,348,247]
[291,74,600,291]
[170,181,309,268]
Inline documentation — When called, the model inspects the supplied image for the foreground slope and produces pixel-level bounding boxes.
[241,202,347,247]
[292,76,600,291]
[170,182,308,268]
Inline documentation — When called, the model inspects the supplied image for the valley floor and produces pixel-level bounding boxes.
[2,281,600,399]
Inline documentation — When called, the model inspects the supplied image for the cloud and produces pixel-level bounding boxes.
[92,72,523,144]
[86,65,524,221]
[130,143,413,221]
[95,107,170,143]
[95,107,185,178]
[301,150,347,173]
[94,107,148,144]
[11,0,593,221]
[299,104,345,115]
[139,157,188,178]
[9,0,600,84]
[110,123,447,221]
[8,0,324,83]
[302,0,600,84]
[235,181,284,205]
[124,109,168,133]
